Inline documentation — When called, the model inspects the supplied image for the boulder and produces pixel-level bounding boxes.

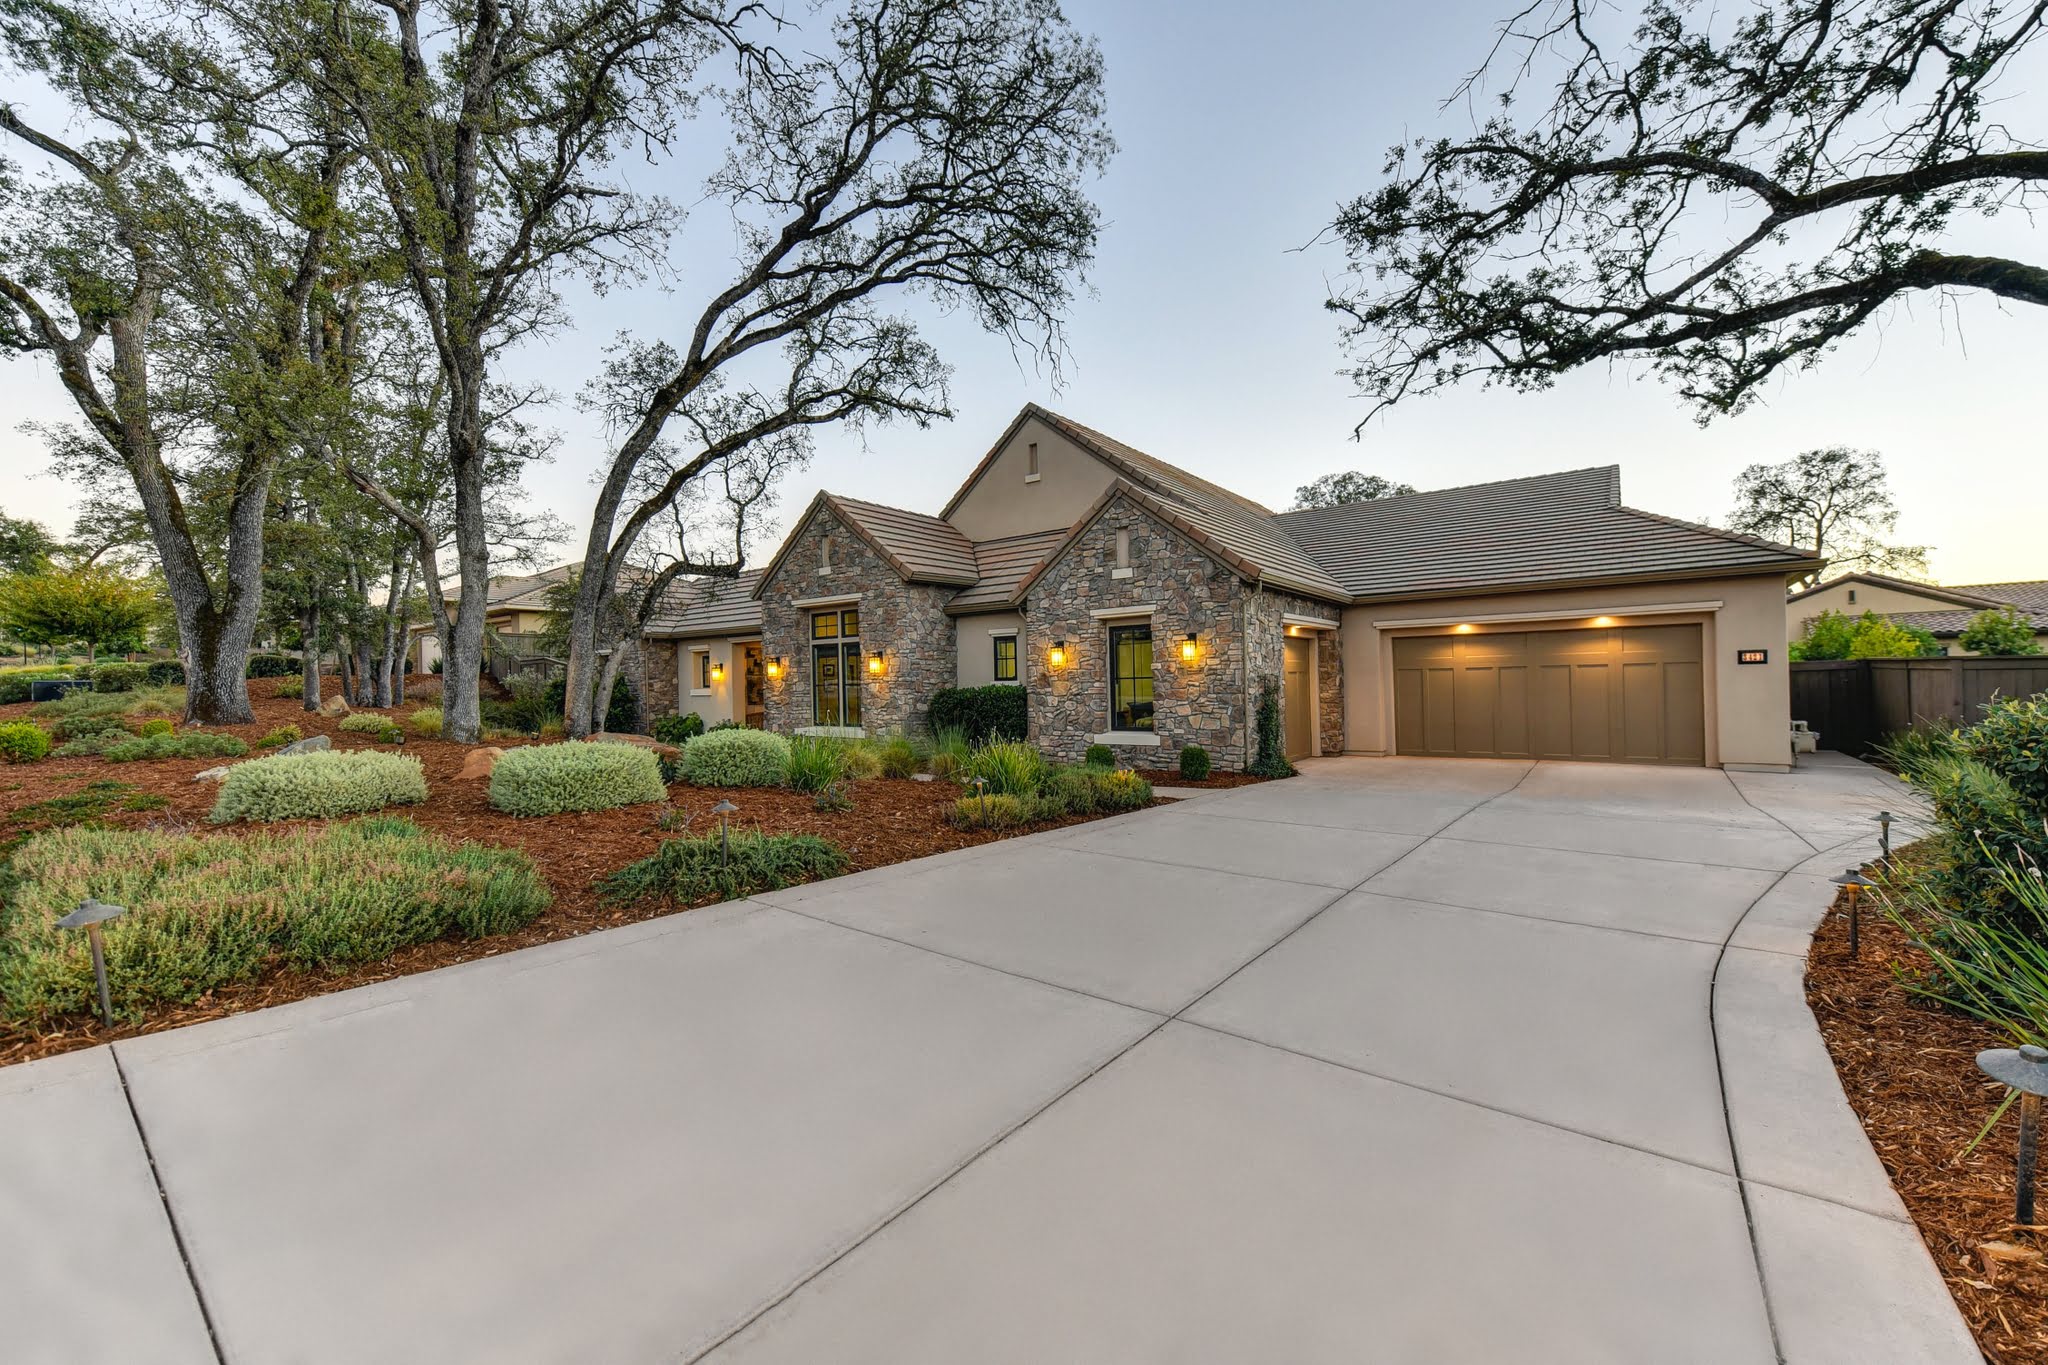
[192,765,234,783]
[277,735,332,756]
[319,696,350,718]
[456,746,504,781]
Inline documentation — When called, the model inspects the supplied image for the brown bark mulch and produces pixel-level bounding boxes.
[1132,768,1269,789]
[0,677,1147,1069]
[1806,878,2048,1362]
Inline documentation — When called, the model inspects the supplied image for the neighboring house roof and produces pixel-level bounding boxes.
[1877,607,2048,638]
[1955,580,2048,614]
[946,529,1069,615]
[644,570,766,638]
[1270,466,1817,602]
[1784,571,2001,610]
[437,564,576,609]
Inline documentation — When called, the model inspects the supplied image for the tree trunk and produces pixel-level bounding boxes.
[438,444,492,743]
[301,604,322,711]
[592,643,627,734]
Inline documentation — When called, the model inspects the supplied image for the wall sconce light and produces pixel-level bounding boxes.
[1180,632,1198,663]
[1048,640,1067,668]
[867,650,885,676]
[765,656,783,679]
[709,660,725,683]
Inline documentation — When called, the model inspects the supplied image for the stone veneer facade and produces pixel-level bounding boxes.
[639,638,681,723]
[1024,495,1256,769]
[756,505,957,735]
[1243,585,1346,763]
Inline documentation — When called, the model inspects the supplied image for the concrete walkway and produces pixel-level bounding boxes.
[1,754,1976,1363]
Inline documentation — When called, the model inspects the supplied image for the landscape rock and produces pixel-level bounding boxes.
[192,765,234,783]
[456,746,505,781]
[318,697,350,717]
[277,735,331,756]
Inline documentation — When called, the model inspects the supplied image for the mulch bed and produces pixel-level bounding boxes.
[0,677,1146,1069]
[1806,878,2048,1362]
[1133,768,1268,789]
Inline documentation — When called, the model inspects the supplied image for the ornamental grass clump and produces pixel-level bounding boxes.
[406,707,443,737]
[210,749,427,823]
[947,792,1031,828]
[600,830,849,906]
[105,732,249,763]
[785,734,849,792]
[962,738,1046,796]
[488,740,667,816]
[0,819,549,1022]
[1088,766,1153,812]
[257,724,302,748]
[876,734,921,778]
[679,727,790,787]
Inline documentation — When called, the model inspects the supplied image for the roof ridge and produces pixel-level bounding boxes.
[1023,404,1282,520]
[1271,465,1621,520]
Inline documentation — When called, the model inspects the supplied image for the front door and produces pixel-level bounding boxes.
[1283,636,1315,759]
[741,643,765,729]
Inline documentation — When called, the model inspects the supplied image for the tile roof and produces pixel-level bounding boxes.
[644,570,765,636]
[1955,580,2048,614]
[1784,571,1999,609]
[1020,408,1351,601]
[1270,467,1817,601]
[1877,607,2048,636]
[947,529,1069,614]
[826,495,980,585]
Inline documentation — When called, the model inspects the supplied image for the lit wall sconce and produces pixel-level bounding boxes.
[709,660,725,682]
[1180,632,1198,663]
[1048,640,1067,668]
[765,656,783,679]
[867,650,885,676]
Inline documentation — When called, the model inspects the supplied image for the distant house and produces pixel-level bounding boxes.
[1786,573,2048,655]
[408,566,576,675]
[646,404,1819,771]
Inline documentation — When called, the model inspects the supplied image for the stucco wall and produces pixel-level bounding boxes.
[1339,573,1797,770]
[1024,494,1253,769]
[943,414,1119,542]
[1788,580,1958,634]
[758,506,956,735]
[955,610,1026,687]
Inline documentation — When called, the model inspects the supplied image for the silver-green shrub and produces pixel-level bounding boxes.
[488,740,667,816]
[679,728,791,787]
[210,749,428,823]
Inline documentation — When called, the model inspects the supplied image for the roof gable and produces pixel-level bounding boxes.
[751,490,979,596]
[1784,571,1995,609]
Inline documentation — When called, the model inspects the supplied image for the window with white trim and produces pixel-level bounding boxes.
[992,634,1018,682]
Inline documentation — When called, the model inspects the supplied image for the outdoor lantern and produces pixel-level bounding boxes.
[867,650,885,677]
[1049,640,1067,668]
[1978,1044,2048,1224]
[709,660,725,683]
[765,656,782,679]
[55,897,127,1027]
[1180,632,1198,663]
[1831,868,1880,958]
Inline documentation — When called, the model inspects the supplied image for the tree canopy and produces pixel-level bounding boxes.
[1727,447,1926,589]
[1959,606,2043,656]
[1291,471,1418,510]
[1328,0,2048,425]
[0,564,158,660]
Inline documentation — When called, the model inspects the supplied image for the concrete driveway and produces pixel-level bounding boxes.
[2,754,1976,1363]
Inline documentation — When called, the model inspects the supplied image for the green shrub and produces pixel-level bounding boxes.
[50,710,130,743]
[339,712,393,733]
[1031,766,1100,818]
[786,734,848,793]
[488,741,667,816]
[927,684,1028,744]
[245,653,296,678]
[256,724,303,748]
[928,724,971,781]
[209,749,426,823]
[1895,755,2047,936]
[1792,608,1941,661]
[52,729,127,758]
[91,662,150,693]
[947,792,1031,828]
[1083,743,1115,768]
[136,718,174,738]
[651,712,704,746]
[1875,722,1962,775]
[963,739,1046,796]
[680,728,790,788]
[1887,842,2048,1038]
[0,820,548,1022]
[1958,695,2048,813]
[0,722,52,763]
[143,659,185,687]
[406,708,443,738]
[1089,767,1153,812]
[32,685,181,723]
[876,735,921,779]
[275,675,304,699]
[1249,674,1296,778]
[600,830,849,907]
[105,732,249,763]
[1178,745,1211,780]
[0,668,72,704]
[539,672,640,735]
[1959,606,2043,658]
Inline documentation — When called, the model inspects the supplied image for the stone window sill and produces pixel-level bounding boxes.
[1024,473,1041,484]
[796,725,866,739]
[689,689,713,698]
[1091,731,1161,748]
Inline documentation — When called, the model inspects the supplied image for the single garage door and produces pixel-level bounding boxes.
[1393,625,1705,765]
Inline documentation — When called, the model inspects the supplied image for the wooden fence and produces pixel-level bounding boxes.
[1790,656,2048,754]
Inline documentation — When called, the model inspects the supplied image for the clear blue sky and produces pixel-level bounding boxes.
[5,0,2043,583]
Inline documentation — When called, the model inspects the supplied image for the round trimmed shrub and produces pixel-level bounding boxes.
[0,721,53,763]
[91,662,150,693]
[137,718,174,738]
[245,653,296,678]
[651,712,705,746]
[1178,744,1211,781]
[679,728,791,788]
[1084,743,1115,769]
[488,740,667,816]
[1088,768,1153,812]
[210,750,428,823]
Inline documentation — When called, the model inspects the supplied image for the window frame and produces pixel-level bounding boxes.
[689,648,713,697]
[992,633,1018,683]
[811,609,862,727]
[1107,622,1155,733]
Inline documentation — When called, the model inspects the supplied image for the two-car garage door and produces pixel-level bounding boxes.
[1393,624,1705,765]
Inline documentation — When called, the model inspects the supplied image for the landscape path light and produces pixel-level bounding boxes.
[711,798,738,868]
[1831,868,1880,958]
[56,897,127,1027]
[1872,809,1894,864]
[971,775,989,824]
[1978,1044,2048,1225]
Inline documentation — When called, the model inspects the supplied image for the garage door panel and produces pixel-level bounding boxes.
[1396,626,1703,765]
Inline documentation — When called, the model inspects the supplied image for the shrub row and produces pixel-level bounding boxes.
[105,732,249,763]
[927,684,1027,744]
[600,830,848,907]
[0,819,549,1022]
[947,759,1151,827]
[488,741,667,816]
[210,749,427,823]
